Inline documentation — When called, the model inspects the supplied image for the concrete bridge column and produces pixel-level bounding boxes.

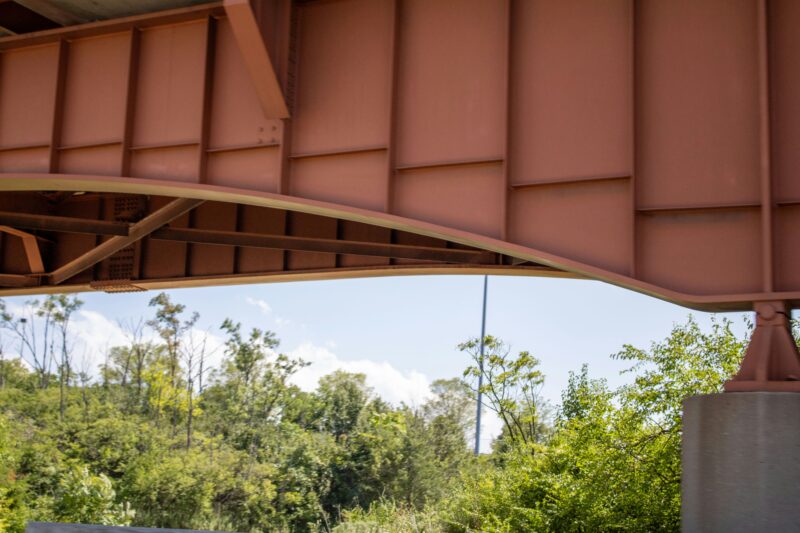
[682,393,800,532]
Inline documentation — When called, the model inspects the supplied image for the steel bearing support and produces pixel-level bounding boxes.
[725,301,800,392]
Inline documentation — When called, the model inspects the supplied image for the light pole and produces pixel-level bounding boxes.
[474,275,488,455]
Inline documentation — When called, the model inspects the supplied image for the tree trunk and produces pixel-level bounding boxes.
[186,378,193,449]
[59,368,65,420]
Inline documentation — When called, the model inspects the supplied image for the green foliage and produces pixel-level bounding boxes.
[47,466,134,525]
[335,499,442,533]
[0,414,27,533]
[461,336,549,447]
[122,447,218,528]
[0,293,480,532]
[442,316,747,532]
[0,291,756,532]
[203,319,308,457]
[0,359,33,391]
[316,371,371,438]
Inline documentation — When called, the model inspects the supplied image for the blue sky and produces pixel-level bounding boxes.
[2,274,752,448]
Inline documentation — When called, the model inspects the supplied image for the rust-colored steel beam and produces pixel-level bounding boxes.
[0,225,44,272]
[150,226,496,263]
[0,273,38,287]
[0,209,495,263]
[223,0,289,119]
[49,198,203,284]
[0,211,129,236]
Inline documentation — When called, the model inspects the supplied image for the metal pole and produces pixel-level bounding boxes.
[474,275,488,455]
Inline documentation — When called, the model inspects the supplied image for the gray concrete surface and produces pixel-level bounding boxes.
[682,393,800,533]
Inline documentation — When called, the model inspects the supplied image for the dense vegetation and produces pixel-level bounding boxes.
[0,294,748,532]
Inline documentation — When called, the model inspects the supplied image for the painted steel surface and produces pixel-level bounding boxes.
[0,0,797,313]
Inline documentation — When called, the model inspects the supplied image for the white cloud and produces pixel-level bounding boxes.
[288,341,433,407]
[245,297,272,315]
[243,297,295,328]
[286,341,504,448]
[478,408,505,454]
[69,310,134,371]
[3,300,35,319]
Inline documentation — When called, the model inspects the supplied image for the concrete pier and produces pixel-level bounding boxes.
[682,393,800,532]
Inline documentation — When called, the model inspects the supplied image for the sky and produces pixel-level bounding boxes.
[1,274,753,451]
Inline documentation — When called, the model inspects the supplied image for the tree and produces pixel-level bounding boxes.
[316,371,371,439]
[460,336,549,446]
[112,319,155,412]
[0,296,82,401]
[148,293,198,431]
[3,288,757,533]
[1,299,55,389]
[423,378,474,428]
[46,295,83,420]
[183,329,213,449]
[0,302,8,390]
[0,414,27,533]
[203,319,306,459]
[442,317,747,532]
[121,448,220,528]
[142,346,186,427]
[421,379,473,482]
[48,466,134,526]
[324,379,473,517]
[100,342,159,414]
[0,357,30,391]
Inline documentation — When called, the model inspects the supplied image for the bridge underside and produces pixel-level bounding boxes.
[0,190,566,295]
[2,0,800,387]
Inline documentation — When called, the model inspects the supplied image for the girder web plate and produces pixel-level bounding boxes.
[0,0,798,312]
